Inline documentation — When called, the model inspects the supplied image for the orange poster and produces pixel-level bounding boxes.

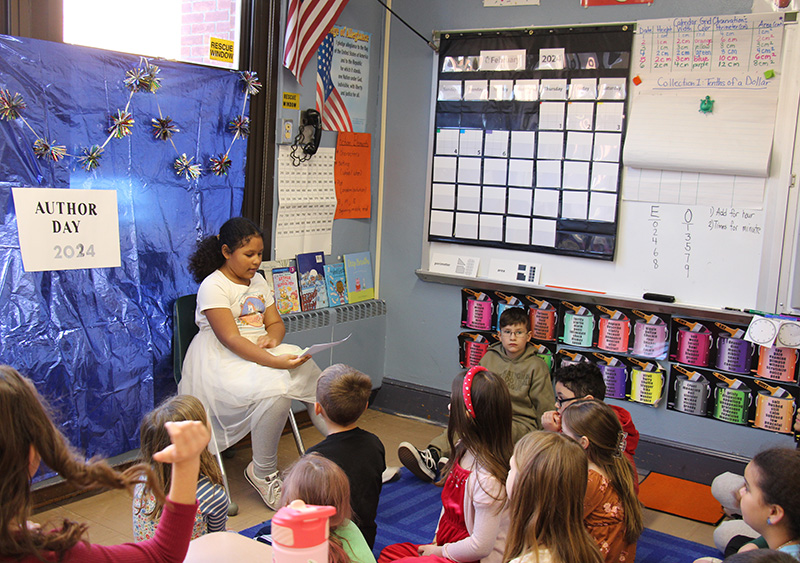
[334,132,371,219]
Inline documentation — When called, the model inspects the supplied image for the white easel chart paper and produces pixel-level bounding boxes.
[624,13,784,179]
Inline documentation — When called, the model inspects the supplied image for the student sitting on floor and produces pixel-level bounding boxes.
[0,364,210,563]
[696,448,800,562]
[540,362,639,490]
[504,431,603,563]
[379,367,512,563]
[133,395,229,541]
[306,364,386,549]
[398,308,553,482]
[282,453,376,563]
[561,399,643,563]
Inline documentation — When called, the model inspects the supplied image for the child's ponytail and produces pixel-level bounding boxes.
[188,236,225,283]
[562,400,643,545]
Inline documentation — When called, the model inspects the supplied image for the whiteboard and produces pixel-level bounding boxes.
[422,17,800,310]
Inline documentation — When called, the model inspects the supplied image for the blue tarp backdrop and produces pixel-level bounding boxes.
[0,35,246,462]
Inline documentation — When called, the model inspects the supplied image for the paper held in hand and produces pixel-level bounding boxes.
[299,334,351,357]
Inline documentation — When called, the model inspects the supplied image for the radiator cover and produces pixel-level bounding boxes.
[284,299,387,388]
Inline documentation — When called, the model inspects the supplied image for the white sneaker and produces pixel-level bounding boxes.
[398,442,437,482]
[382,466,402,484]
[245,462,282,510]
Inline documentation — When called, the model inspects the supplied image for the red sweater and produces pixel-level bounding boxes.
[4,499,197,563]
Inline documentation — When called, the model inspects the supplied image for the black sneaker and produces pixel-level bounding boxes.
[398,442,437,482]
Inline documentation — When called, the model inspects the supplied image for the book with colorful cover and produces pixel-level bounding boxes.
[324,263,349,306]
[272,266,301,315]
[296,251,329,311]
[344,251,374,303]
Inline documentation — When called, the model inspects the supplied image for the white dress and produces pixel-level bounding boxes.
[178,270,320,452]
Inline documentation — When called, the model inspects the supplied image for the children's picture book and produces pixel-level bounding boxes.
[272,266,301,315]
[324,263,349,306]
[344,251,375,303]
[296,251,329,311]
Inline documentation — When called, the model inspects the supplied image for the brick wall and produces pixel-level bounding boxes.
[181,0,237,67]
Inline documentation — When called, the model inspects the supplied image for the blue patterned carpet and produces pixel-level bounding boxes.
[241,468,720,562]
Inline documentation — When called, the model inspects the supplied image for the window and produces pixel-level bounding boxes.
[63,0,242,70]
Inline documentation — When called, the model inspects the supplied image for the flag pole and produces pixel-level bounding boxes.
[372,0,438,52]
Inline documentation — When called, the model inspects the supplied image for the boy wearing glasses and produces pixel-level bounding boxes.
[398,307,553,482]
[541,362,640,489]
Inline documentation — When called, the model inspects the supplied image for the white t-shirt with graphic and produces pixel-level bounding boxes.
[195,270,274,338]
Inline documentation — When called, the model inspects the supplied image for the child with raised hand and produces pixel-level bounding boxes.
[561,399,643,563]
[504,432,603,563]
[0,364,210,563]
[380,366,513,563]
[179,217,327,510]
[281,453,376,563]
[399,308,552,483]
[133,395,229,541]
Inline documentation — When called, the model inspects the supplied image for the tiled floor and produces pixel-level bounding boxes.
[31,409,717,549]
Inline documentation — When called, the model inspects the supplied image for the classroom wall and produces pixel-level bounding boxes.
[378,0,794,458]
[273,0,385,263]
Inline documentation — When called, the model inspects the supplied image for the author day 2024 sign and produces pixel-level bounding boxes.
[12,187,121,272]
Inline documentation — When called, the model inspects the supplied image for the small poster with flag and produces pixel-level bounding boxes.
[316,27,370,132]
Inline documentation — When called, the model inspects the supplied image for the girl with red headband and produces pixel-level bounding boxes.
[379,366,513,563]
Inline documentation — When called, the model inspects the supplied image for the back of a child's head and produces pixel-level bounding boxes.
[553,362,606,401]
[445,367,512,491]
[282,453,353,563]
[0,365,153,557]
[724,550,798,563]
[751,448,800,539]
[139,395,222,509]
[498,307,530,331]
[316,364,372,426]
[188,217,263,283]
[505,431,601,563]
[561,399,642,544]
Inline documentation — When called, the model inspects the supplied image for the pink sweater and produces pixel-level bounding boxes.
[4,499,197,563]
[440,451,509,563]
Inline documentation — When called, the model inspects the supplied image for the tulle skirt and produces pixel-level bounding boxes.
[178,329,320,452]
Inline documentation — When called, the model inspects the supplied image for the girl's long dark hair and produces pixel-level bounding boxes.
[0,365,157,561]
[441,369,513,507]
[188,217,263,283]
[562,399,643,545]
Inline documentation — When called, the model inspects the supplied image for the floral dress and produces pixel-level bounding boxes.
[583,470,635,563]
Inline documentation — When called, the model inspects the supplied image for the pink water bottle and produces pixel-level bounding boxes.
[272,500,337,563]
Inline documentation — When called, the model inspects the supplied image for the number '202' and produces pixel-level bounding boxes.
[53,244,95,259]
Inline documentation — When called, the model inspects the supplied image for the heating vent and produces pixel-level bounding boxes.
[284,309,331,333]
[335,300,387,323]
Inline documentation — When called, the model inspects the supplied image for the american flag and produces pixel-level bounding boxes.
[283,0,349,84]
[316,33,353,132]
